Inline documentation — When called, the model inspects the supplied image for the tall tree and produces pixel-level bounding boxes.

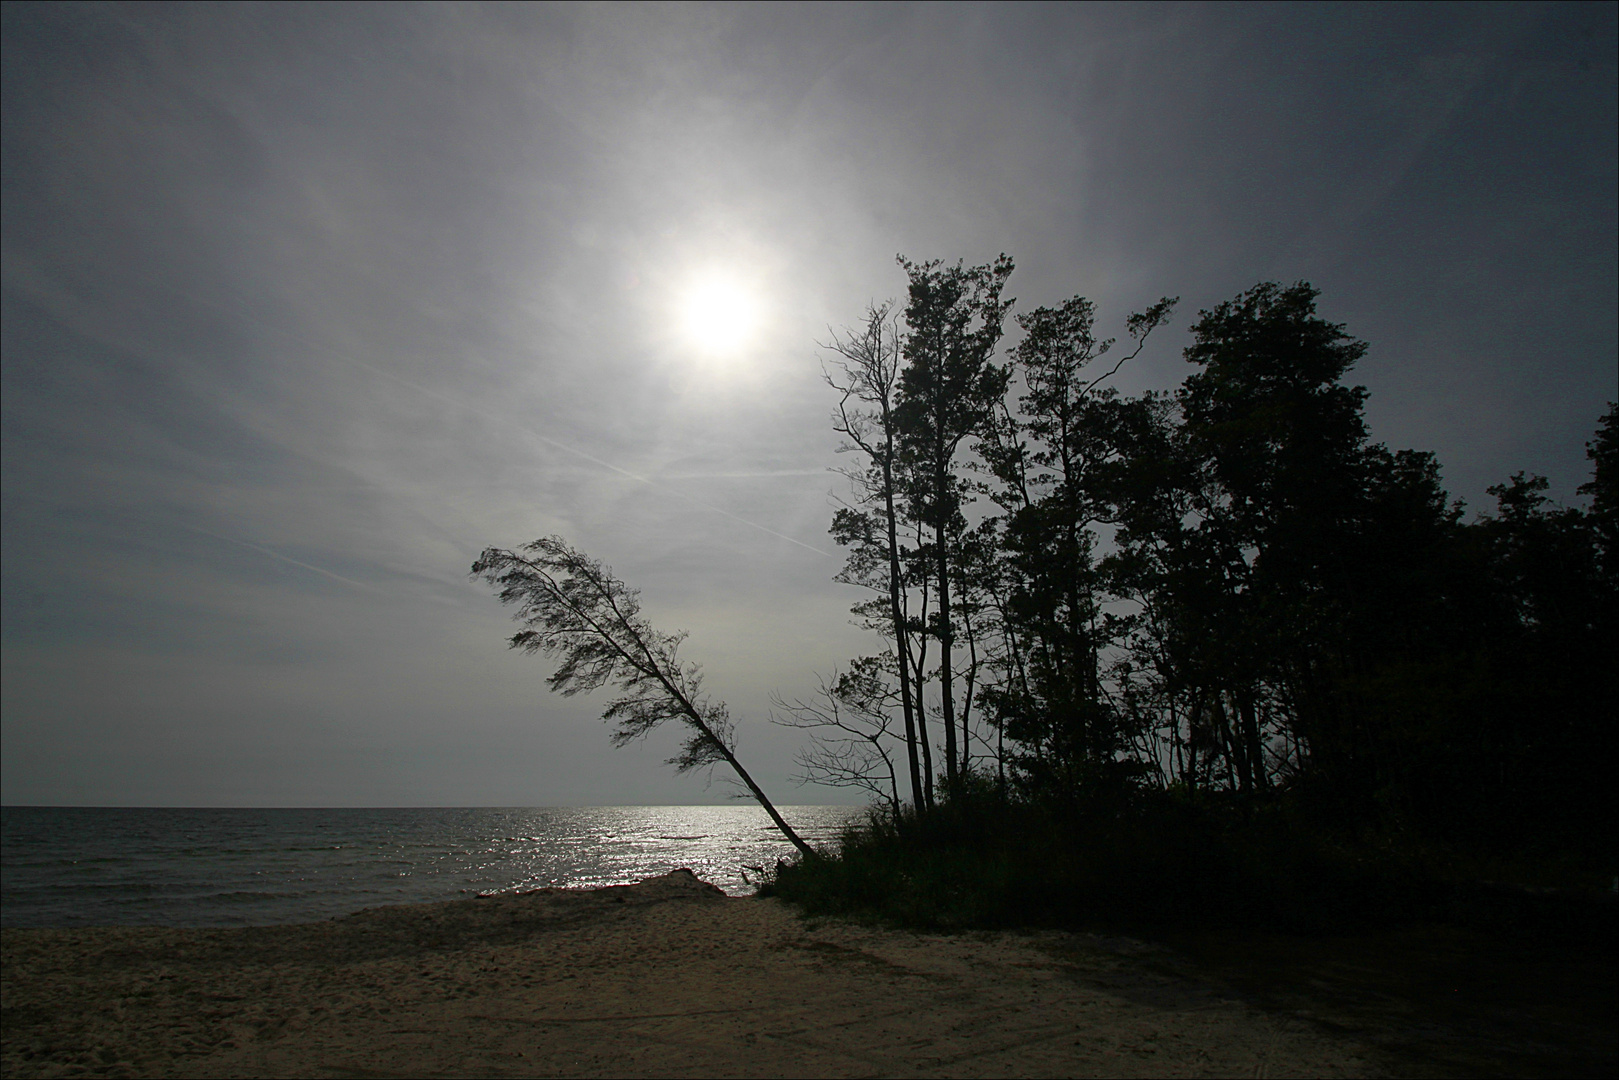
[895,254,1015,795]
[983,294,1177,798]
[824,305,926,811]
[1175,281,1376,794]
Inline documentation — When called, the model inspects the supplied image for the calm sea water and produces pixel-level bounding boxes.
[0,805,866,928]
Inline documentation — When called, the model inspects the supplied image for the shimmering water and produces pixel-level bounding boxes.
[0,805,865,928]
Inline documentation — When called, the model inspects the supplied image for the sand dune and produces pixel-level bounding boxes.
[1,870,1375,1078]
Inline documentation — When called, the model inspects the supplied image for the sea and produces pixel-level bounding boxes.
[0,805,867,929]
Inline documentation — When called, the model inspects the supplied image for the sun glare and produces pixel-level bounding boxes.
[678,274,759,359]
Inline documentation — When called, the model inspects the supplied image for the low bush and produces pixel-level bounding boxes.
[763,793,1611,939]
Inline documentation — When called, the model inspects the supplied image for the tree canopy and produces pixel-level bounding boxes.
[812,262,1614,863]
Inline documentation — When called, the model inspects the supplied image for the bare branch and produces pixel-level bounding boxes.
[771,657,905,820]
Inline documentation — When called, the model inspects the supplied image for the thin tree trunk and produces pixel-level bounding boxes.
[1184,688,1204,791]
[997,714,1006,800]
[714,739,816,859]
[959,581,980,779]
[1169,695,1184,788]
[639,646,818,860]
[1237,687,1268,792]
[1215,692,1250,793]
[910,522,936,811]
[883,455,924,812]
[937,507,959,796]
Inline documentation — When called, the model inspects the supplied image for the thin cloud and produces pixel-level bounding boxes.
[105,272,840,561]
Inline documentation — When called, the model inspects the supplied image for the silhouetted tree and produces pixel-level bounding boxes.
[1174,281,1378,795]
[980,293,1176,801]
[1453,442,1616,850]
[825,304,927,811]
[473,537,815,858]
[895,254,1015,796]
[1579,402,1618,579]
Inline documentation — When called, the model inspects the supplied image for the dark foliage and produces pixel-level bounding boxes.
[803,266,1615,932]
[765,792,1615,944]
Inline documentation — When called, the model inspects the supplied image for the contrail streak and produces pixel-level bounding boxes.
[4,488,385,594]
[184,525,383,593]
[661,469,829,479]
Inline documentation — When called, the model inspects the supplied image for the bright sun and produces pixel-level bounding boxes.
[678,274,758,359]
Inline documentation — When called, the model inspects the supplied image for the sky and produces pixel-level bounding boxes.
[3,2,1614,807]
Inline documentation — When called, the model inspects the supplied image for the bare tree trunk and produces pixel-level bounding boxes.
[1237,687,1268,793]
[910,521,936,811]
[936,503,959,796]
[825,307,923,815]
[997,713,1006,799]
[1214,692,1249,793]
[1185,688,1205,791]
[708,735,816,859]
[1169,696,1184,788]
[589,593,819,860]
[884,465,924,812]
[958,576,982,780]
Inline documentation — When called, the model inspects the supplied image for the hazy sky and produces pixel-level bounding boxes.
[3,2,1614,807]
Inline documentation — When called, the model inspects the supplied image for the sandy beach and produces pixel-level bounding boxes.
[0,869,1386,1079]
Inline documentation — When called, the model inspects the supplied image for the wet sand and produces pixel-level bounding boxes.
[1,869,1377,1078]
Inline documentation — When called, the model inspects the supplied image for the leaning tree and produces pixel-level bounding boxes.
[473,537,814,858]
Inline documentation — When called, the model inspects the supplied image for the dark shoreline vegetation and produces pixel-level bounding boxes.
[762,795,1616,942]
[480,255,1615,944]
[762,258,1616,941]
[754,259,1606,939]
